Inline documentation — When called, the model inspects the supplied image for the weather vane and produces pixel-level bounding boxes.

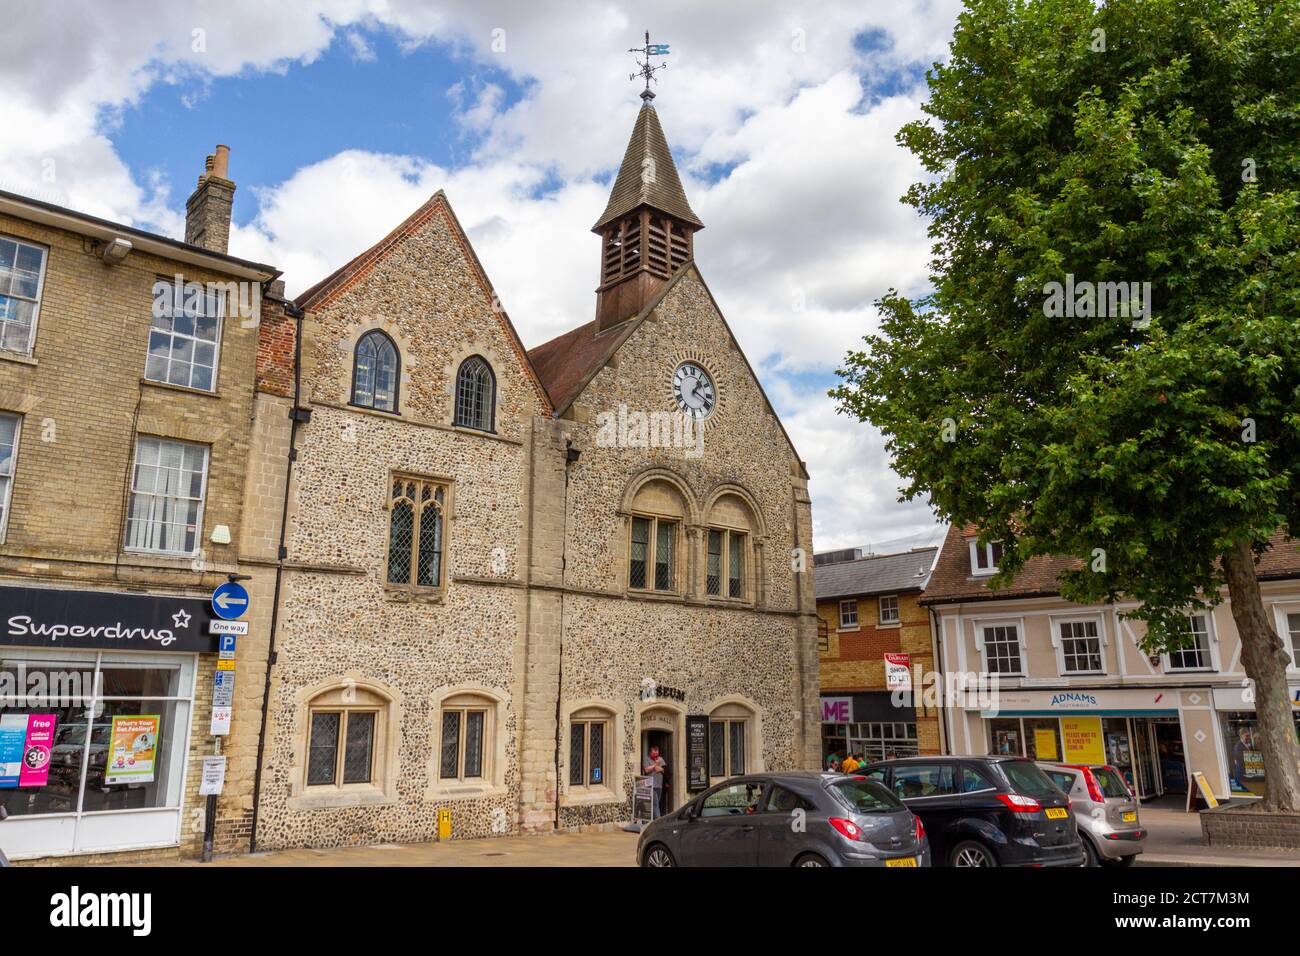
[629,30,670,100]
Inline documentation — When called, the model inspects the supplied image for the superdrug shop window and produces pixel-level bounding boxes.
[0,649,195,860]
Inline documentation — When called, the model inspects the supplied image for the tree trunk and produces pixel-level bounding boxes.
[1221,540,1300,812]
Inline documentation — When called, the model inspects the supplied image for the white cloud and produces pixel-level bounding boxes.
[0,0,963,555]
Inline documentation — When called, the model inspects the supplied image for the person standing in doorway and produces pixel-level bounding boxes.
[644,745,667,817]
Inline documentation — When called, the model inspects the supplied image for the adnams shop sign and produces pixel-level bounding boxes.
[0,585,217,653]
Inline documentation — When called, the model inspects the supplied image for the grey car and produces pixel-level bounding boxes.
[637,771,931,867]
[1039,763,1146,866]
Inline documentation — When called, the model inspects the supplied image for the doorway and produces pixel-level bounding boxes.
[1151,718,1187,794]
[641,728,673,816]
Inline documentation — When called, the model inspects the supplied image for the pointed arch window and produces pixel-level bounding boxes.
[454,356,495,431]
[387,476,447,589]
[352,330,399,413]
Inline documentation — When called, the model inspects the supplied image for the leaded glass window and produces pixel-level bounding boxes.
[630,517,649,588]
[709,718,748,778]
[307,710,377,787]
[629,515,676,592]
[352,330,399,412]
[707,530,722,595]
[454,355,494,431]
[387,477,447,588]
[307,712,340,785]
[569,717,609,788]
[439,704,489,782]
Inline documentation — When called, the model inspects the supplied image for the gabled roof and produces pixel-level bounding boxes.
[920,524,1300,606]
[525,262,809,479]
[592,100,703,231]
[814,548,938,601]
[294,190,551,414]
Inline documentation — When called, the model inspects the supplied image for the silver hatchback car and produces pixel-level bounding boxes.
[1039,763,1146,866]
[637,771,931,867]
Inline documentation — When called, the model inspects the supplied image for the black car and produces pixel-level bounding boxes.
[861,756,1084,867]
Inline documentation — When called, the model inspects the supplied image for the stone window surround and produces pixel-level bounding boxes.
[335,318,414,416]
[350,327,401,413]
[287,674,403,811]
[427,683,510,801]
[560,699,624,807]
[707,698,761,782]
[383,471,454,601]
[615,470,769,607]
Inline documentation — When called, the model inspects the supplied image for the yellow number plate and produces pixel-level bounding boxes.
[885,856,919,867]
[1122,811,1137,823]
[1045,807,1069,819]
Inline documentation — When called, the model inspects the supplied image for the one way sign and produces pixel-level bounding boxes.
[211,581,250,620]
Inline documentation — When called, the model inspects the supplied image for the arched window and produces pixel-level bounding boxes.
[709,702,754,781]
[454,356,495,431]
[628,478,688,593]
[705,493,757,600]
[352,330,399,412]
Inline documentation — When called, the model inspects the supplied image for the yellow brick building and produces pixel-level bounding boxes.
[814,547,942,763]
[0,147,279,863]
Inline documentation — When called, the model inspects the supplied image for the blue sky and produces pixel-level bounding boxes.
[1,1,964,552]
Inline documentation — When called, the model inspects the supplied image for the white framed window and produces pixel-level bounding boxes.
[1056,618,1105,675]
[879,595,900,625]
[0,413,20,541]
[0,235,48,356]
[1288,612,1300,670]
[126,437,209,555]
[1166,614,1213,671]
[968,538,1003,576]
[839,599,858,629]
[145,278,223,391]
[979,622,1024,675]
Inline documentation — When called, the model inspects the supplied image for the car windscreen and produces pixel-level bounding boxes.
[998,759,1062,797]
[1093,766,1131,798]
[830,778,905,813]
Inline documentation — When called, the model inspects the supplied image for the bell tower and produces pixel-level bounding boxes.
[593,36,703,331]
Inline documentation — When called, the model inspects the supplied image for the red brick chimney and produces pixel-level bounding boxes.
[185,144,235,254]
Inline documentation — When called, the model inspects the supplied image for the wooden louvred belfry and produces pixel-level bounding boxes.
[592,87,704,332]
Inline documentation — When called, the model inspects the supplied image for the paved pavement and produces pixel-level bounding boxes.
[1135,803,1300,867]
[175,805,1297,868]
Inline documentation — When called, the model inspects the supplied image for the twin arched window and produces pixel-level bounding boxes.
[352,330,399,412]
[454,356,495,432]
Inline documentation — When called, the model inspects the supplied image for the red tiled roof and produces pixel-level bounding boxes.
[920,525,1300,605]
[527,316,634,417]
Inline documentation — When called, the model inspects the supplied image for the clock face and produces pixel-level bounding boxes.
[672,362,716,420]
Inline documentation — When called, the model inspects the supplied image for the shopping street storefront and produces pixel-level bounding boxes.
[1211,684,1300,799]
[961,687,1219,800]
[820,691,920,765]
[0,584,217,860]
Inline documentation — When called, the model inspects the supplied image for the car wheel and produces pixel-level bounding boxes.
[950,840,997,867]
[1101,853,1136,868]
[793,852,830,867]
[1080,837,1099,867]
[642,843,676,867]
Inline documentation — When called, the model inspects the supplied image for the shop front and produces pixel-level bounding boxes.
[820,691,919,765]
[972,687,1207,800]
[0,584,215,861]
[1211,685,1300,800]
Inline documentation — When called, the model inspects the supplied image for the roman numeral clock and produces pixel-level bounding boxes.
[672,361,716,420]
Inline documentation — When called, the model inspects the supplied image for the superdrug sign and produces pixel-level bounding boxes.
[0,585,218,653]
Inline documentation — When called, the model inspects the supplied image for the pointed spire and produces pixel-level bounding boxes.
[593,101,703,233]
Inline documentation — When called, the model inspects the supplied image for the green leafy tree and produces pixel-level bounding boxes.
[834,0,1300,809]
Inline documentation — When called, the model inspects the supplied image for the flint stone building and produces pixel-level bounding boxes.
[247,93,820,850]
